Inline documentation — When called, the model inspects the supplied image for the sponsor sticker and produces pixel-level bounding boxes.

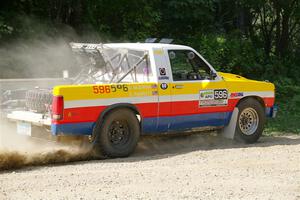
[200,90,214,100]
[158,76,169,80]
[230,92,244,98]
[152,91,158,95]
[159,68,166,76]
[158,67,169,80]
[199,89,228,107]
[151,84,158,89]
[160,83,168,90]
[153,49,163,55]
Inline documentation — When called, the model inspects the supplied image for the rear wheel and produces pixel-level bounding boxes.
[235,98,265,143]
[92,108,140,158]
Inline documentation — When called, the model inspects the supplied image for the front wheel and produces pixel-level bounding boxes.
[234,98,265,143]
[92,108,140,158]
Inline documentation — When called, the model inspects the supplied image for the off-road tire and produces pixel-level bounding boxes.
[92,108,140,158]
[25,89,52,113]
[234,98,265,143]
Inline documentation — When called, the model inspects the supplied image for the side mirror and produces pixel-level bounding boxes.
[210,71,217,80]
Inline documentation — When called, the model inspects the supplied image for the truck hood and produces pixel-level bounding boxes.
[217,72,275,90]
[217,72,249,81]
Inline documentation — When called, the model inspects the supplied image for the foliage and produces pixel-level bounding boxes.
[0,0,299,133]
[265,82,300,134]
[0,17,13,39]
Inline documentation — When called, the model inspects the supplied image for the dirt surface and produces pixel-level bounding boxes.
[0,133,300,200]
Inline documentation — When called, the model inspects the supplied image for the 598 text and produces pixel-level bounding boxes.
[93,85,128,94]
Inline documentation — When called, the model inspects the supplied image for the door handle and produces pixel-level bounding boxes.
[173,84,184,89]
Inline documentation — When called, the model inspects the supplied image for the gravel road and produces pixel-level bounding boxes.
[0,133,299,200]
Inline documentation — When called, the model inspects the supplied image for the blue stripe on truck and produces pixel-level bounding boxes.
[51,122,95,135]
[52,112,232,136]
[142,111,232,133]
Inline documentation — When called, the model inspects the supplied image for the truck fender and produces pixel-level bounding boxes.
[96,103,141,127]
[235,96,265,108]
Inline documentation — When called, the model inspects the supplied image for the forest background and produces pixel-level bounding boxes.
[0,0,299,133]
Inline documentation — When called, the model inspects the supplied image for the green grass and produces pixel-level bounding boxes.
[265,116,300,136]
[264,87,300,136]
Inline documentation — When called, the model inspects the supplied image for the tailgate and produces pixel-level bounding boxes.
[7,111,51,126]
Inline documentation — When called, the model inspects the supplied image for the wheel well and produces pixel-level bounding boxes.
[99,103,141,124]
[236,96,265,108]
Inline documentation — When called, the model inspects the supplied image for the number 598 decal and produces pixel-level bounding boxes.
[93,84,128,94]
[214,89,228,99]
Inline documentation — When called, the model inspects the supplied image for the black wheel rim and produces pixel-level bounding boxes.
[108,120,130,147]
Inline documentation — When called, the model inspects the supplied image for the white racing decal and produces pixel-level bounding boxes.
[64,91,274,109]
[64,96,158,109]
[169,94,198,102]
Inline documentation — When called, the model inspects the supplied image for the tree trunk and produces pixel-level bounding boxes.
[277,11,290,57]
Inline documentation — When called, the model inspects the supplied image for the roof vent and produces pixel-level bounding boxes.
[159,38,174,44]
[145,38,158,43]
[144,38,174,44]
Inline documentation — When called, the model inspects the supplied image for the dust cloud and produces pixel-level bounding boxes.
[135,131,231,157]
[0,21,103,79]
[0,38,79,79]
[0,119,94,171]
[0,116,230,171]
[0,34,98,171]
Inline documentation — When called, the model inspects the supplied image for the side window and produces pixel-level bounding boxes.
[168,50,212,81]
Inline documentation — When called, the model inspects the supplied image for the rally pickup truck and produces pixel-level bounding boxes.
[4,42,276,157]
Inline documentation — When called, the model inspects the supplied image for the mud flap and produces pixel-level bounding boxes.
[221,108,239,139]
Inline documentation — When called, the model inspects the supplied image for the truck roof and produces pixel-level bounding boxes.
[105,43,192,51]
